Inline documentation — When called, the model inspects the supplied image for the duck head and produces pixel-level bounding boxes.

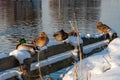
[16,38,26,49]
[19,38,26,44]
[53,29,68,41]
[16,38,26,46]
[53,29,64,37]
[96,22,103,28]
[39,32,47,37]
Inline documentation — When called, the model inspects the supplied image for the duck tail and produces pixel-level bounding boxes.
[68,30,77,36]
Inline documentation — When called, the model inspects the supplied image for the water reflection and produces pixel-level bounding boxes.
[100,0,120,36]
[49,0,101,34]
[0,0,119,53]
[0,0,40,53]
[42,0,57,38]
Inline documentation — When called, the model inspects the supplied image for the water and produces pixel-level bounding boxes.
[0,0,120,79]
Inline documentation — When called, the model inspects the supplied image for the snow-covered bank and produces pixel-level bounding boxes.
[63,38,120,80]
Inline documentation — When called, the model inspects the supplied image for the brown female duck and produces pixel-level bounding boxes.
[32,32,49,47]
[53,29,68,42]
[96,22,110,34]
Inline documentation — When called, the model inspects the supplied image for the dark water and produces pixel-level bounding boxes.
[0,0,120,53]
[0,0,120,79]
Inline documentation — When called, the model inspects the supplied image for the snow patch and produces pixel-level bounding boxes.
[0,53,8,59]
[9,50,31,64]
[63,38,120,80]
[0,70,22,80]
[68,36,83,49]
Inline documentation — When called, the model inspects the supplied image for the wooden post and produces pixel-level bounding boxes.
[19,58,31,80]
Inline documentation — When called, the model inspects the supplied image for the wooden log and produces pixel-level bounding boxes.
[6,76,19,80]
[30,57,74,80]
[29,43,74,63]
[4,42,108,80]
[0,43,74,71]
[82,34,107,46]
[0,56,19,71]
[19,58,31,80]
[6,57,74,80]
[0,38,108,80]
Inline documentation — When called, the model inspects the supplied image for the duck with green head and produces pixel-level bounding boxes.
[16,38,37,55]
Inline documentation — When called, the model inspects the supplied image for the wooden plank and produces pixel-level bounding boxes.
[0,39,106,72]
[82,34,106,46]
[0,43,74,71]
[6,76,18,80]
[30,57,74,80]
[4,42,108,80]
[29,43,74,63]
[6,57,74,80]
[0,56,19,71]
[5,43,107,80]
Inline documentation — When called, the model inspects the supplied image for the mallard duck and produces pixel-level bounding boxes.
[96,22,110,34]
[96,22,118,41]
[53,29,68,42]
[32,32,49,48]
[16,38,36,54]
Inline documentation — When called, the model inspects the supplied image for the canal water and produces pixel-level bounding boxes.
[0,0,120,79]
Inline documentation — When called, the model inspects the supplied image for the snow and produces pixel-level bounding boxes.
[84,33,103,39]
[0,53,8,59]
[83,40,109,54]
[47,41,59,46]
[68,36,83,46]
[0,70,22,80]
[9,50,31,64]
[68,34,104,45]
[63,38,120,80]
[85,34,91,38]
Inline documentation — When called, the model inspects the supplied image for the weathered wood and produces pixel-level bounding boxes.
[82,45,108,58]
[0,43,74,72]
[30,57,74,80]
[6,76,19,80]
[6,43,107,80]
[6,57,74,80]
[29,43,74,63]
[82,34,107,46]
[4,41,108,80]
[0,56,19,71]
[19,58,31,80]
[0,37,109,80]
[6,43,106,80]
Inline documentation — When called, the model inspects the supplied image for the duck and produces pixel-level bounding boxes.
[53,29,68,42]
[32,32,49,48]
[16,38,37,55]
[96,22,110,34]
[96,22,118,41]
